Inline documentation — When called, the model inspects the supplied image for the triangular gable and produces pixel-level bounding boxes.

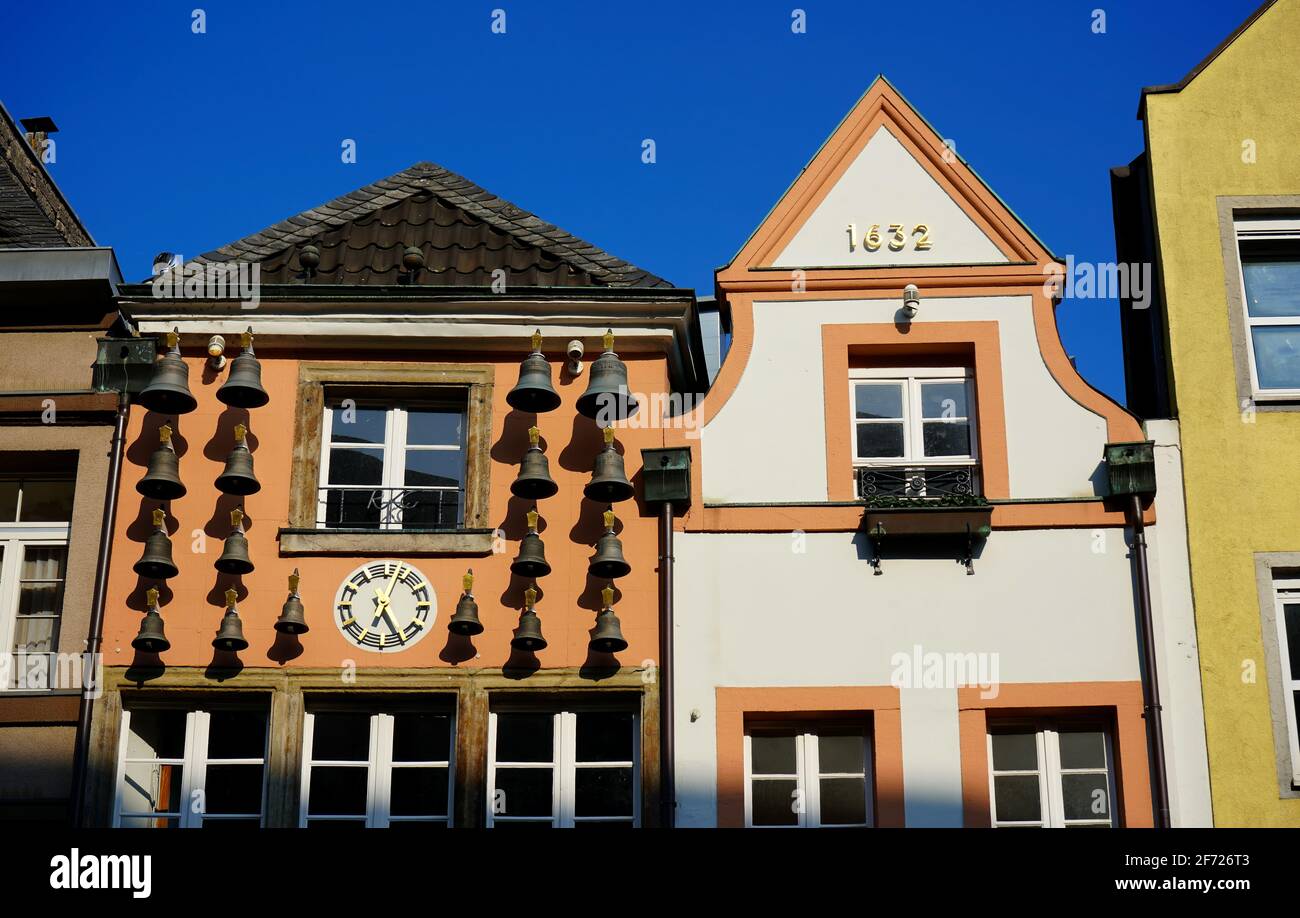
[721,77,1051,280]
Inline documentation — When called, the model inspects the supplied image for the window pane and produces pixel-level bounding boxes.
[120,816,180,829]
[751,779,799,826]
[1242,256,1300,318]
[493,767,553,818]
[392,713,451,762]
[404,450,464,489]
[854,383,903,419]
[307,767,368,816]
[201,818,261,830]
[398,490,460,529]
[406,409,463,446]
[1251,326,1300,390]
[993,775,1041,822]
[12,616,56,654]
[330,406,386,444]
[1061,773,1110,821]
[306,819,365,830]
[856,423,904,459]
[127,709,188,759]
[990,733,1037,771]
[576,712,634,763]
[122,762,183,814]
[389,819,448,829]
[1057,732,1106,770]
[328,448,384,486]
[922,421,971,457]
[203,764,265,816]
[18,480,75,522]
[819,777,867,825]
[0,480,17,521]
[495,713,553,763]
[750,734,797,775]
[310,713,371,762]
[817,735,865,774]
[321,489,382,529]
[920,382,968,419]
[575,767,633,817]
[21,545,66,582]
[1285,603,1300,678]
[390,767,449,817]
[207,710,266,760]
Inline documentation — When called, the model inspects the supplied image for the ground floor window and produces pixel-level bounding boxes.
[1271,576,1300,785]
[115,706,268,828]
[744,726,872,827]
[487,708,638,827]
[300,707,454,827]
[988,726,1116,827]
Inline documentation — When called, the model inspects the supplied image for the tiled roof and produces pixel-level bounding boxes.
[0,101,93,247]
[188,162,673,288]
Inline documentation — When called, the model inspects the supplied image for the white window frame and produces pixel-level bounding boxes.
[987,728,1118,828]
[113,706,269,828]
[317,400,466,530]
[1272,577,1300,785]
[299,709,456,827]
[486,709,640,828]
[848,367,978,467]
[1234,217,1300,401]
[0,524,70,689]
[742,730,873,828]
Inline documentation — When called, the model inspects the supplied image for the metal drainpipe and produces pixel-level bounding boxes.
[1129,493,1171,828]
[70,390,129,827]
[657,499,676,828]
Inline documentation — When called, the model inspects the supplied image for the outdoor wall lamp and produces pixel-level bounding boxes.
[566,339,585,376]
[207,335,227,369]
[902,284,921,321]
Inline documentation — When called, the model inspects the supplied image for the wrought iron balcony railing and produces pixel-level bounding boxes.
[854,464,986,507]
[317,486,463,530]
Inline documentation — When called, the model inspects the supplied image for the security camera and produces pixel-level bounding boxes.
[902,284,920,320]
[566,339,585,376]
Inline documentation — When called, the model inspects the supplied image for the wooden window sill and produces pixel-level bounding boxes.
[277,527,495,556]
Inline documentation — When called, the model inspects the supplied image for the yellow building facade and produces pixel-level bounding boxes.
[1113,0,1300,825]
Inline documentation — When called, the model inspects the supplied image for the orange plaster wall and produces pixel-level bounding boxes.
[957,681,1153,828]
[103,349,674,673]
[715,686,904,828]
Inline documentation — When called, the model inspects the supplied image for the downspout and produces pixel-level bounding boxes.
[70,389,128,827]
[657,500,676,828]
[1129,494,1172,828]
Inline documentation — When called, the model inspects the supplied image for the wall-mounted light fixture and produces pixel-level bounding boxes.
[902,284,921,321]
[207,335,226,369]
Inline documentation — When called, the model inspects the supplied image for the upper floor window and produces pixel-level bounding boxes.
[318,399,466,531]
[850,368,978,500]
[115,705,268,828]
[487,707,639,827]
[1236,218,1300,398]
[0,466,74,687]
[1270,576,1300,786]
[744,726,872,828]
[988,726,1116,828]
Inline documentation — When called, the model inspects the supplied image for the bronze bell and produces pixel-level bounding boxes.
[274,568,309,635]
[510,509,551,578]
[134,509,179,580]
[577,329,638,421]
[585,426,635,503]
[215,423,260,495]
[215,509,254,575]
[506,330,561,414]
[212,589,248,652]
[137,424,186,501]
[217,328,269,409]
[589,509,631,579]
[511,587,547,652]
[137,329,198,415]
[448,569,483,636]
[590,587,627,654]
[132,589,170,654]
[511,426,558,500]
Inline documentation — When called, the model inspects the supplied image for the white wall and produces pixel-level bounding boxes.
[701,295,1108,503]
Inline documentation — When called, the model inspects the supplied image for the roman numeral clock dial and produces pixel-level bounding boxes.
[334,561,435,652]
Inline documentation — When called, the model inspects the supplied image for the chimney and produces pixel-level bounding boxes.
[19,116,58,161]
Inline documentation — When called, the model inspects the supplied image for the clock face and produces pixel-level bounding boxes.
[334,561,436,653]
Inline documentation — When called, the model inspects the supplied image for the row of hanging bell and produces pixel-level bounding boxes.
[506,328,639,422]
[136,569,310,655]
[137,328,269,415]
[215,509,254,574]
[508,585,627,654]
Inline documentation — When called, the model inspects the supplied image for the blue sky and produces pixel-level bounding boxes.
[1,0,1263,402]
